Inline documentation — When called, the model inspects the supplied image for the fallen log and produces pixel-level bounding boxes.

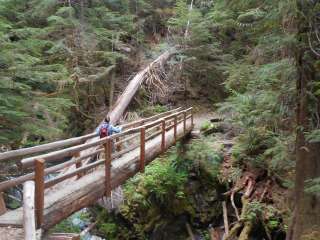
[60,51,176,173]
[108,50,175,124]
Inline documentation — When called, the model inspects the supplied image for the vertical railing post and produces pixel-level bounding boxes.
[174,115,177,144]
[116,137,121,152]
[140,127,146,173]
[104,138,112,197]
[191,109,194,127]
[74,152,83,179]
[183,111,187,134]
[35,159,45,229]
[161,120,166,153]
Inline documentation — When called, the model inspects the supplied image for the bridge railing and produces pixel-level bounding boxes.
[0,107,193,229]
[0,108,183,192]
[0,108,182,164]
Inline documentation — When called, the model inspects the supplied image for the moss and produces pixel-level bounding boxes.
[98,223,118,238]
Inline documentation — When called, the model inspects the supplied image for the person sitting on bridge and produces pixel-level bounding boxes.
[97,116,122,138]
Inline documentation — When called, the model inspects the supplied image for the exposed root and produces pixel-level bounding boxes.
[224,177,255,240]
[231,190,240,221]
[144,60,169,102]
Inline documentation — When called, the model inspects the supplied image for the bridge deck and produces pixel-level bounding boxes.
[0,120,192,230]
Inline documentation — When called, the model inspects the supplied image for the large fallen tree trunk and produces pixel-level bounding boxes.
[108,50,174,124]
[50,50,175,186]
[73,50,175,147]
[76,50,175,162]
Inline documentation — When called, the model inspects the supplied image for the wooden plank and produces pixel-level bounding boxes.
[140,127,146,173]
[0,208,23,227]
[0,193,7,215]
[104,139,112,197]
[23,181,36,240]
[35,159,45,229]
[0,227,24,239]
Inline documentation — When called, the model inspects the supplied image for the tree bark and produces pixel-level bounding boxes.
[287,1,320,239]
[108,50,174,124]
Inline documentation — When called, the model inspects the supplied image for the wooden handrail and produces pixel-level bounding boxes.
[120,107,182,129]
[0,133,97,163]
[0,115,193,193]
[51,114,191,184]
[43,115,192,189]
[22,109,189,169]
[0,108,181,164]
[21,138,108,169]
[0,148,103,192]
[0,108,193,198]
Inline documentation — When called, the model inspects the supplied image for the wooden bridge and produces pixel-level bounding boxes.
[0,107,194,239]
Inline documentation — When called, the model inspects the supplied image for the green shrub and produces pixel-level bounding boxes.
[98,223,118,238]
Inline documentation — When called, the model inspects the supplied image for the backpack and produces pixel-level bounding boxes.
[99,124,109,138]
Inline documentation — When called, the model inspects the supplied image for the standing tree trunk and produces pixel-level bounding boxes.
[287,1,320,239]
